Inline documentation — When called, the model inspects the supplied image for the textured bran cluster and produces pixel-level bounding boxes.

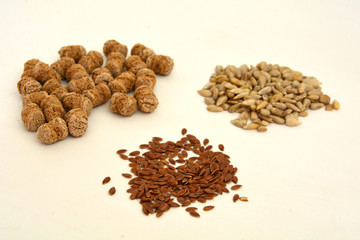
[18,40,174,144]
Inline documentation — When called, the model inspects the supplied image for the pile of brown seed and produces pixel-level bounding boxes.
[198,62,340,132]
[105,128,247,218]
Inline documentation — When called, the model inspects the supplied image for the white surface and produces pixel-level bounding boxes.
[1,0,360,239]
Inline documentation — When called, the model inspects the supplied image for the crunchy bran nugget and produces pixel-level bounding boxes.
[133,85,159,113]
[65,108,88,137]
[21,103,45,132]
[58,45,86,63]
[37,117,68,144]
[110,92,137,117]
[103,40,128,57]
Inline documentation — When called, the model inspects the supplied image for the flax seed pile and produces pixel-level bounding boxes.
[103,128,247,218]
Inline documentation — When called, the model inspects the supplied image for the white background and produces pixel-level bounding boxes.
[1,0,359,239]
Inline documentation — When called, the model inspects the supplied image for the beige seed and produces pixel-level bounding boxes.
[202,82,215,90]
[303,98,311,110]
[242,99,256,106]
[319,94,331,104]
[261,120,269,126]
[286,103,301,112]
[233,92,249,100]
[298,83,306,94]
[325,104,333,111]
[258,86,272,95]
[285,117,302,127]
[270,107,283,116]
[299,111,309,117]
[272,102,287,110]
[228,103,241,113]
[216,95,228,106]
[239,111,249,121]
[271,115,285,124]
[207,105,223,112]
[243,123,259,130]
[332,100,340,110]
[250,111,258,121]
[256,100,268,110]
[308,95,320,101]
[257,126,267,133]
[198,89,212,97]
[258,75,267,88]
[310,103,324,110]
[308,89,322,96]
[231,119,247,128]
[204,97,215,105]
[260,108,270,116]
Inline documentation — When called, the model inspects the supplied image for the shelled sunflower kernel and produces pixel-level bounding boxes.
[65,64,89,81]
[135,68,156,89]
[67,76,95,93]
[83,83,111,107]
[51,57,75,78]
[37,117,68,144]
[78,50,103,73]
[133,85,159,113]
[105,52,126,78]
[103,40,128,57]
[125,55,147,74]
[91,67,113,85]
[198,62,340,132]
[58,45,86,63]
[108,71,136,94]
[65,108,88,137]
[110,92,137,117]
[62,92,93,115]
[21,103,45,132]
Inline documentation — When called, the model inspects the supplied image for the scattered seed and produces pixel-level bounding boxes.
[181,128,187,135]
[156,211,164,218]
[185,207,198,212]
[116,129,243,218]
[152,137,163,142]
[139,144,149,149]
[122,173,132,178]
[102,176,111,184]
[120,154,128,160]
[231,185,242,190]
[130,151,140,156]
[117,149,127,154]
[189,211,200,218]
[240,197,248,202]
[109,187,116,195]
[203,206,215,211]
[218,144,224,151]
[233,194,240,202]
